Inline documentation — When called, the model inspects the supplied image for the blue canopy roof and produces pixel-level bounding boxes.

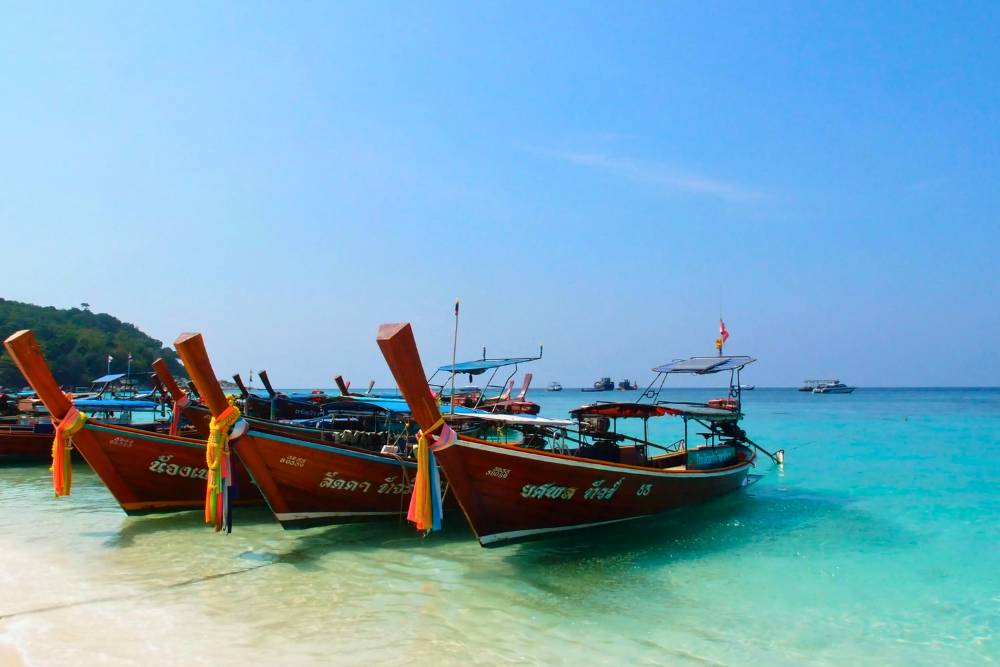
[75,399,159,410]
[341,396,486,416]
[91,373,126,384]
[652,356,756,374]
[436,358,538,375]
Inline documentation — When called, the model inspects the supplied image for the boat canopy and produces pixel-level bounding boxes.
[73,399,159,410]
[445,412,575,428]
[344,396,487,416]
[652,356,755,374]
[658,402,741,421]
[436,358,539,376]
[91,373,127,384]
[569,402,667,419]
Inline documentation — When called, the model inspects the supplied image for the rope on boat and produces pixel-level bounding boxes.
[51,404,87,497]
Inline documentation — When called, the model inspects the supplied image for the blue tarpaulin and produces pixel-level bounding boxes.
[435,358,538,375]
[74,399,159,410]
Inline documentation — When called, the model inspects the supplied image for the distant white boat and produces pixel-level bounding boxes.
[546,381,562,392]
[813,380,855,394]
[739,384,755,390]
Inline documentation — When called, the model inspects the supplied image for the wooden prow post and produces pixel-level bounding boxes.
[334,375,351,396]
[173,333,230,417]
[516,372,533,400]
[231,373,250,398]
[3,330,73,420]
[376,323,443,434]
[257,370,277,398]
[152,358,187,401]
[366,380,375,395]
[501,379,515,401]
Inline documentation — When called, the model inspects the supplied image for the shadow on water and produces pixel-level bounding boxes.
[268,515,478,571]
[499,484,919,572]
[82,482,919,580]
[226,482,920,578]
[92,505,283,548]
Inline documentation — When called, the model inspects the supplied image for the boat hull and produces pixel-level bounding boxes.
[71,422,261,515]
[0,429,54,461]
[233,430,422,529]
[434,439,754,547]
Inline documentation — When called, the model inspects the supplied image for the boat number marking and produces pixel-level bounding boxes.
[485,466,511,479]
[109,436,134,448]
[279,455,306,467]
[636,483,653,496]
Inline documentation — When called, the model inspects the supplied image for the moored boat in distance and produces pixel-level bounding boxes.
[617,379,638,391]
[582,377,614,392]
[799,379,830,392]
[546,381,562,392]
[377,323,780,548]
[431,347,543,411]
[813,380,855,394]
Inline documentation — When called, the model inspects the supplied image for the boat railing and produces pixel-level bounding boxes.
[666,437,686,452]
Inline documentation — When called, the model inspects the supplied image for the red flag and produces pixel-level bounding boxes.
[719,319,729,344]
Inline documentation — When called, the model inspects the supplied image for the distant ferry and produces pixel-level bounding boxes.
[546,381,563,392]
[582,377,614,392]
[617,379,638,391]
[799,379,831,392]
[813,380,855,394]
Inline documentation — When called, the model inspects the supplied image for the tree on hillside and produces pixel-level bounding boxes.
[0,298,185,389]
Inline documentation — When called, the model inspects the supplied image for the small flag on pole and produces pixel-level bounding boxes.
[107,354,114,363]
[719,319,729,344]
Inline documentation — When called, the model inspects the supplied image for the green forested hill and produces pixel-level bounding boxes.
[0,298,185,389]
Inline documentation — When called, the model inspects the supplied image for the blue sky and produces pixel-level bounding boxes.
[2,2,997,386]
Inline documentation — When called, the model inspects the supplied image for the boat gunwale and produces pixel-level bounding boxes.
[446,435,756,478]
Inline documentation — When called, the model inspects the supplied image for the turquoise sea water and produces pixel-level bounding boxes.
[1,388,997,665]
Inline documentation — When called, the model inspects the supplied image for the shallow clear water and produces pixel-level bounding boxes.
[1,389,997,665]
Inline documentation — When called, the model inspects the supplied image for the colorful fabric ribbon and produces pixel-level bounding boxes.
[51,406,87,497]
[169,394,190,436]
[407,419,456,533]
[205,401,241,533]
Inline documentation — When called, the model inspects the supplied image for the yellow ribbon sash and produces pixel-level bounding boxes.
[51,406,87,497]
[205,400,241,532]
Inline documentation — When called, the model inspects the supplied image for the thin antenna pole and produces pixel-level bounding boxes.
[451,299,460,415]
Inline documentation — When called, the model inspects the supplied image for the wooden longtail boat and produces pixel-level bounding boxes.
[232,371,328,420]
[173,333,429,529]
[496,373,540,415]
[155,359,418,451]
[0,423,57,461]
[2,330,262,513]
[0,418,193,463]
[377,323,765,548]
[432,349,542,410]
